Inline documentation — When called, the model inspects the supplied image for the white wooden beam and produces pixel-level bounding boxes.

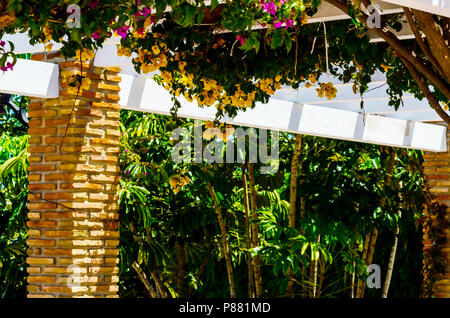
[0,58,59,98]
[118,74,447,152]
[382,0,450,18]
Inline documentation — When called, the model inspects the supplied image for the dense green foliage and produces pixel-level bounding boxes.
[117,110,427,298]
[0,108,432,298]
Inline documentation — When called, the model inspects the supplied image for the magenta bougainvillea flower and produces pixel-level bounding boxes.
[92,31,102,40]
[115,25,130,39]
[236,34,247,46]
[134,6,151,21]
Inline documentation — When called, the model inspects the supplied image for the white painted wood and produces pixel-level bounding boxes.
[118,74,447,152]
[382,0,450,18]
[0,58,59,98]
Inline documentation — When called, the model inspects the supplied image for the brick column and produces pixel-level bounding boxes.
[423,127,450,298]
[26,52,122,298]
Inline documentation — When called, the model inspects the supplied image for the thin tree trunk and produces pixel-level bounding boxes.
[186,251,212,298]
[356,232,371,298]
[242,163,255,298]
[150,270,168,298]
[310,235,321,298]
[350,261,356,298]
[248,162,263,297]
[381,211,401,298]
[287,134,303,297]
[207,182,236,298]
[132,261,159,298]
[177,243,185,298]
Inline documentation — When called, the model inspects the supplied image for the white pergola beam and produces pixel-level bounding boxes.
[119,74,447,152]
[0,58,59,98]
[382,0,450,18]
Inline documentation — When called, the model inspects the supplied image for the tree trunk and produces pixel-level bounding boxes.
[287,134,303,297]
[350,261,356,298]
[207,181,236,298]
[0,0,15,30]
[177,243,185,298]
[381,212,401,298]
[310,235,321,298]
[357,148,396,298]
[132,261,159,298]
[356,232,372,298]
[248,162,263,297]
[242,163,255,298]
[150,270,168,298]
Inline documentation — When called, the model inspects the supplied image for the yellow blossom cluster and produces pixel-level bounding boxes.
[254,75,283,95]
[42,24,53,51]
[64,75,91,95]
[304,73,318,88]
[134,35,169,74]
[203,121,235,142]
[229,84,255,108]
[117,46,132,57]
[169,174,190,194]
[316,82,337,100]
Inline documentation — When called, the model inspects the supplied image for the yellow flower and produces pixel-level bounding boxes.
[152,45,160,55]
[380,63,393,73]
[178,61,187,74]
[184,92,193,102]
[308,74,317,83]
[275,75,282,82]
[160,71,172,84]
[117,46,132,57]
[180,73,194,87]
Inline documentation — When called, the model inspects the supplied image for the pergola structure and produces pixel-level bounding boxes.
[0,0,449,298]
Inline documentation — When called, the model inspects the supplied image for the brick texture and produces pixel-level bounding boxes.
[26,52,121,298]
[423,126,450,298]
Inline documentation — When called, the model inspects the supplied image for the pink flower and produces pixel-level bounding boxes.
[115,25,130,39]
[273,20,283,29]
[262,2,277,15]
[6,62,13,71]
[236,34,247,46]
[92,31,102,40]
[134,6,151,21]
[0,40,5,47]
[0,66,7,72]
[285,19,293,29]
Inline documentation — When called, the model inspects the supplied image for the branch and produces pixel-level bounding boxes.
[132,261,159,298]
[399,55,450,125]
[410,9,450,82]
[403,7,446,80]
[324,0,450,100]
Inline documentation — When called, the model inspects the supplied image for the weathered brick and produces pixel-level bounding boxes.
[27,56,121,298]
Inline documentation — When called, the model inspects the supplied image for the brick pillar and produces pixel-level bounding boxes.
[26,52,122,298]
[423,127,450,298]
